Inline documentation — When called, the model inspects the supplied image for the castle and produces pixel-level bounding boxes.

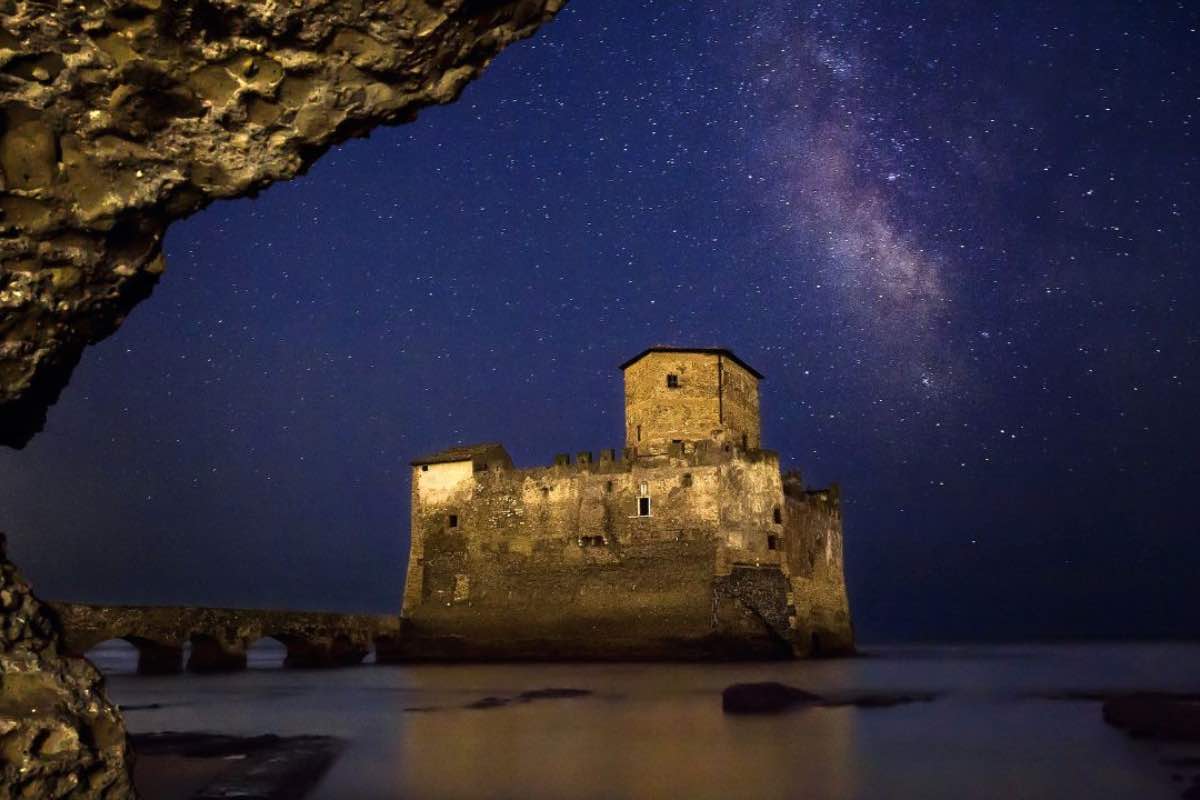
[397,347,854,659]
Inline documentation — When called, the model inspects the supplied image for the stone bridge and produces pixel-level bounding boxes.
[50,602,403,674]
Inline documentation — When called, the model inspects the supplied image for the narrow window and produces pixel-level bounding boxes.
[448,514,458,528]
[636,424,642,442]
[773,506,782,524]
[421,465,429,472]
[742,433,749,449]
[638,497,651,516]
[542,487,550,498]
[666,374,679,388]
[681,473,693,487]
[768,534,779,551]
[605,480,613,493]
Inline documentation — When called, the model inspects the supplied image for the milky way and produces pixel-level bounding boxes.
[748,8,955,396]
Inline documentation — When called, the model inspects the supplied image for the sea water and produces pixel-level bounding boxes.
[93,642,1200,799]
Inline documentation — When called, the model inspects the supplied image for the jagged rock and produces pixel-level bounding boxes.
[0,533,134,799]
[0,0,566,447]
[721,682,822,714]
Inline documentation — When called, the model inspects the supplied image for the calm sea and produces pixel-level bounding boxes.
[92,641,1200,799]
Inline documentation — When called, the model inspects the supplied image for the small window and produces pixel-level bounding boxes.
[636,424,642,442]
[448,514,458,528]
[773,506,782,524]
[742,433,749,449]
[666,374,679,388]
[681,473,693,487]
[767,535,779,551]
[421,465,429,472]
[579,535,606,547]
[542,487,550,498]
[638,497,651,517]
[605,480,614,493]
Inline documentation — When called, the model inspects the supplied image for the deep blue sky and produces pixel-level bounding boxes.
[3,1,1197,641]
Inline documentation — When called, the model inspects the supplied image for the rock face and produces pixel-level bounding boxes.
[0,0,566,447]
[0,534,133,798]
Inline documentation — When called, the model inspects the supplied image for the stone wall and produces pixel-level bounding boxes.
[623,351,761,454]
[718,355,761,450]
[782,480,854,655]
[400,446,853,659]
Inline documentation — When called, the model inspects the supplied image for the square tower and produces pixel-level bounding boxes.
[620,346,762,454]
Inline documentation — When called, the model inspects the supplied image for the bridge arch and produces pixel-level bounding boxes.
[86,636,185,675]
[247,635,291,669]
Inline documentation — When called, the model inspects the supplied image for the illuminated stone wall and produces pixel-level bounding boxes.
[399,444,854,660]
[622,350,762,455]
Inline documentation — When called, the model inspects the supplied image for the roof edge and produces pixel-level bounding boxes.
[410,442,510,466]
[618,347,764,379]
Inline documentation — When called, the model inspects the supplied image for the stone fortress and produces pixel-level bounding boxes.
[397,346,855,659]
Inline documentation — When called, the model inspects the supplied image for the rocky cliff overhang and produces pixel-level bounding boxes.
[0,0,565,447]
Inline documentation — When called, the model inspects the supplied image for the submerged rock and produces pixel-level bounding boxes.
[722,682,939,714]
[1101,693,1200,741]
[131,732,342,799]
[721,682,822,714]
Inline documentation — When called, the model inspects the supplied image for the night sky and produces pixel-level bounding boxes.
[3,1,1197,642]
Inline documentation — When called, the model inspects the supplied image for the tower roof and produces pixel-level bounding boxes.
[618,346,764,379]
[411,442,511,466]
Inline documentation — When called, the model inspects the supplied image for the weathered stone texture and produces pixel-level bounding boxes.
[0,535,133,799]
[782,477,853,655]
[623,349,762,455]
[50,602,401,672]
[0,0,566,447]
[401,445,852,660]
[400,348,854,660]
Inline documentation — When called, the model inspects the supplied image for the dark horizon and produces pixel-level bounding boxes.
[2,1,1197,644]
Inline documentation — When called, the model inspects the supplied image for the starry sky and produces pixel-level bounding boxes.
[2,1,1197,642]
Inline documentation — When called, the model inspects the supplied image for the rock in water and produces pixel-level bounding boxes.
[0,0,566,448]
[721,682,823,714]
[0,533,134,798]
[1102,693,1200,741]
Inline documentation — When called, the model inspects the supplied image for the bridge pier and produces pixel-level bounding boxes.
[188,635,247,672]
[282,635,369,668]
[373,634,405,664]
[134,639,184,674]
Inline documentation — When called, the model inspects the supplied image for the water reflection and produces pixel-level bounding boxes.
[94,645,1200,800]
